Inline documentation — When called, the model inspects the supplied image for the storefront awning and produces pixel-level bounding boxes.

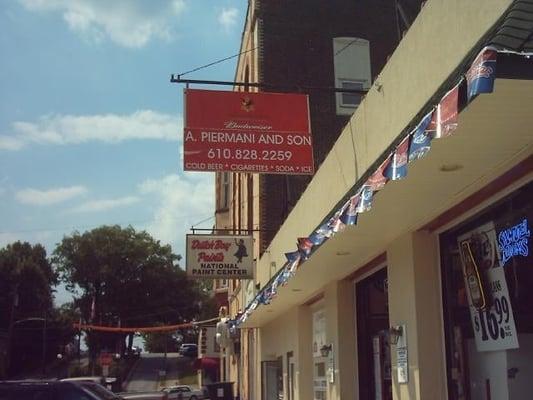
[241,78,533,328]
[193,357,220,370]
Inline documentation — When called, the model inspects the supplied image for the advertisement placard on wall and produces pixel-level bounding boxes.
[458,222,519,352]
[186,234,254,279]
[183,89,314,175]
[312,309,326,358]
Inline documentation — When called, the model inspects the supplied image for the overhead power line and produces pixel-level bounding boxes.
[177,47,258,78]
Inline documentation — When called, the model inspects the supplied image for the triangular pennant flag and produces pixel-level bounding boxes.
[309,223,332,246]
[356,185,374,213]
[340,194,359,225]
[368,158,390,191]
[466,47,497,101]
[384,136,409,180]
[298,237,314,259]
[409,112,433,161]
[285,251,301,263]
[427,84,459,139]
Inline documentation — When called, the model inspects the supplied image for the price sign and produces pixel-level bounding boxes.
[470,267,519,352]
[458,222,519,352]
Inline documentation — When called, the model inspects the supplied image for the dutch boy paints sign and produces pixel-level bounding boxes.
[186,234,254,279]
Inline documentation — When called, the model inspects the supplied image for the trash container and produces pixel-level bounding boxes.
[205,381,234,400]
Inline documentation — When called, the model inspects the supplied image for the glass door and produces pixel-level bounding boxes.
[356,268,392,400]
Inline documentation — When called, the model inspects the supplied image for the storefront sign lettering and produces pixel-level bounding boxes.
[498,218,530,265]
[471,267,519,351]
[183,89,314,175]
[186,234,254,279]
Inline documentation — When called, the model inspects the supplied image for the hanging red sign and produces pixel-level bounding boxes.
[183,89,314,175]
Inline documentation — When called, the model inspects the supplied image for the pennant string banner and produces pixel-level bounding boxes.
[74,317,220,333]
[236,47,531,325]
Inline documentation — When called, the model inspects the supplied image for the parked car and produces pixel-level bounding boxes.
[0,380,115,400]
[178,344,197,358]
[119,391,168,400]
[71,381,123,400]
[161,385,203,400]
[61,376,107,385]
[62,376,121,393]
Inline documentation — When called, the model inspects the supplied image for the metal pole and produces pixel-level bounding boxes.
[42,311,47,377]
[5,290,18,377]
[78,318,82,372]
[170,76,369,95]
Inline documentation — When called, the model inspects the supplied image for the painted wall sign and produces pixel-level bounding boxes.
[498,218,530,266]
[458,222,519,352]
[186,234,254,279]
[183,89,314,175]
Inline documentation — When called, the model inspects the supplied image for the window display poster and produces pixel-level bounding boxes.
[458,222,519,352]
[313,310,326,358]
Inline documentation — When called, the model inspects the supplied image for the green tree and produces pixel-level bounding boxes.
[0,241,57,377]
[53,225,215,361]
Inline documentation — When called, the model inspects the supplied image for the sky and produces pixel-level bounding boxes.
[0,0,247,305]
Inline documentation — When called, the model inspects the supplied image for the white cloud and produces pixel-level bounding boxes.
[69,196,140,213]
[218,7,238,31]
[0,136,25,151]
[0,110,181,151]
[138,173,214,255]
[18,0,186,48]
[16,185,88,205]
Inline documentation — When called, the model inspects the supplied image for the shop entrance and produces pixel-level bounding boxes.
[356,267,392,400]
[261,357,283,400]
[441,181,533,400]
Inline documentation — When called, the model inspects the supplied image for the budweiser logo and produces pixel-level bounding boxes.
[224,121,273,130]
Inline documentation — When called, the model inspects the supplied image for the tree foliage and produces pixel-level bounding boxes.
[0,242,74,377]
[0,242,56,330]
[53,225,216,356]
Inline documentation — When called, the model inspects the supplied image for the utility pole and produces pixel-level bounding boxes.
[5,288,18,377]
[42,311,47,377]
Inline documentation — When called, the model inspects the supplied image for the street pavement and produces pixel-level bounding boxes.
[125,353,183,392]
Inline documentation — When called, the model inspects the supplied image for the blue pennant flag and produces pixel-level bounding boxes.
[408,112,433,162]
[249,298,259,311]
[285,251,301,263]
[288,256,300,274]
[271,276,280,296]
[340,195,359,225]
[384,136,409,180]
[356,186,373,213]
[466,47,497,101]
[279,266,292,285]
[259,287,272,305]
[309,223,332,246]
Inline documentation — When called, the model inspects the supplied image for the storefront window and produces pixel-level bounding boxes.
[441,181,532,400]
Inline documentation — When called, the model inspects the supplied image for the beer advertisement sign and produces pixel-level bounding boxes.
[183,89,314,175]
[458,222,519,352]
[186,234,254,279]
